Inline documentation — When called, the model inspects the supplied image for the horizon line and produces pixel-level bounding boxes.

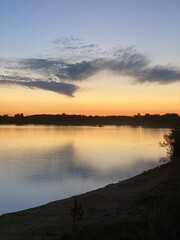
[1,112,180,118]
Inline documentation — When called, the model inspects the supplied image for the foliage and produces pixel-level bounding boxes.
[160,128,180,161]
[0,113,180,127]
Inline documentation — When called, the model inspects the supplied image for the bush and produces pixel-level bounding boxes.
[161,128,180,161]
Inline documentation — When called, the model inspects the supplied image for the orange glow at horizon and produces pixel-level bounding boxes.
[0,75,180,116]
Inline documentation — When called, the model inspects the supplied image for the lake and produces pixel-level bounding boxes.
[0,125,169,214]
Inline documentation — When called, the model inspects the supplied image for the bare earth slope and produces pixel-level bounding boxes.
[0,159,180,239]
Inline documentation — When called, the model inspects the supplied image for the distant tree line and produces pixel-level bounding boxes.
[0,113,179,127]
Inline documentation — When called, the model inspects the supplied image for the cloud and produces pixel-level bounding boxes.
[55,61,99,81]
[21,58,65,70]
[19,46,180,84]
[51,36,100,61]
[0,77,79,96]
[1,37,180,97]
[138,65,180,84]
[52,36,99,52]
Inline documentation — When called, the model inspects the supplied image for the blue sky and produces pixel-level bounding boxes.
[1,0,179,64]
[0,0,180,115]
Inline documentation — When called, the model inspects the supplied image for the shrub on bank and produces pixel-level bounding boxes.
[161,128,180,161]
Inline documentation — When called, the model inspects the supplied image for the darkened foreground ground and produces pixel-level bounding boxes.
[0,159,180,240]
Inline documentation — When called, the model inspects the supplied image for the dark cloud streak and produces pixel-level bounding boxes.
[0,78,79,96]
[139,65,180,84]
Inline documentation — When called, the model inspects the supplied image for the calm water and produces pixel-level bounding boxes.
[0,125,169,214]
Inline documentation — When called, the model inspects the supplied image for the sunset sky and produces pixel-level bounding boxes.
[0,0,180,116]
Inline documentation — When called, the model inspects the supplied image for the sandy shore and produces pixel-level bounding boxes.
[0,159,180,239]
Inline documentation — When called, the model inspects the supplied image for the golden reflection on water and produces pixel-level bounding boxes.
[1,125,168,170]
[73,126,168,172]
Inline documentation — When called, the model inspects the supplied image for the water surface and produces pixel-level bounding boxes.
[0,125,168,214]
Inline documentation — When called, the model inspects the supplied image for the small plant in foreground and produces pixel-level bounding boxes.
[71,197,84,232]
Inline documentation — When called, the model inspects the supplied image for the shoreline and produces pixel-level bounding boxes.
[0,159,179,239]
[0,159,163,217]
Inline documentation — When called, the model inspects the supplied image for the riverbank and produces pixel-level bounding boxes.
[0,159,180,240]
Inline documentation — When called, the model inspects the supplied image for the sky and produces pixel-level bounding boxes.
[0,0,180,116]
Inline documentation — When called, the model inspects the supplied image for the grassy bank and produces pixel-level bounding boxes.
[0,159,180,240]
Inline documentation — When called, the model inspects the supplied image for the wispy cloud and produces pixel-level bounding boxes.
[0,76,79,96]
[21,43,180,84]
[0,37,180,96]
[52,36,99,55]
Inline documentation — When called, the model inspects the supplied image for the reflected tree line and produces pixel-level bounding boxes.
[0,113,179,127]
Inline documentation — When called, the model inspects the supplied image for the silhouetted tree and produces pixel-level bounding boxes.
[161,128,180,161]
[0,113,180,127]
